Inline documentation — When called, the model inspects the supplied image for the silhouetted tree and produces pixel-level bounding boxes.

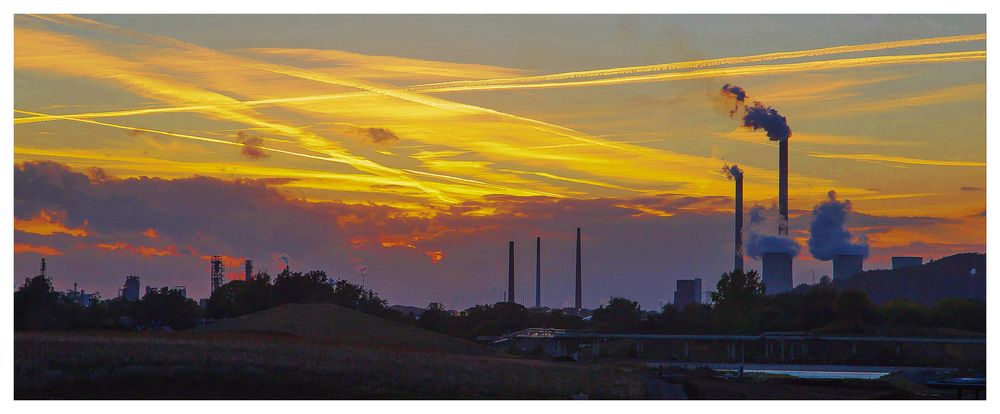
[710,269,766,332]
[835,290,874,332]
[800,287,839,330]
[933,298,986,332]
[132,287,201,329]
[14,275,62,330]
[592,297,642,333]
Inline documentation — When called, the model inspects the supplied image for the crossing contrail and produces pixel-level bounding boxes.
[15,50,984,125]
[414,33,985,90]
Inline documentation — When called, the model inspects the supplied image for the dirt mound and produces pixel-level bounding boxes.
[199,303,496,356]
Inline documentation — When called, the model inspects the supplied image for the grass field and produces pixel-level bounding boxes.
[15,304,647,399]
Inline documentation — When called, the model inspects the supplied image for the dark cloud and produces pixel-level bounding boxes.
[355,127,400,144]
[961,186,984,192]
[237,131,268,159]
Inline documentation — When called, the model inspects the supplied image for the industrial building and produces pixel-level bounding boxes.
[833,254,864,280]
[673,278,702,307]
[145,285,187,298]
[120,275,141,301]
[891,256,922,270]
[762,252,792,293]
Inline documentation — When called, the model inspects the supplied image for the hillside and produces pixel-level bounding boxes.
[793,253,985,304]
[200,303,496,356]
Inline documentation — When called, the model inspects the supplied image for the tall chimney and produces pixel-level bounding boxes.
[40,258,46,277]
[779,139,789,236]
[535,236,541,308]
[735,173,744,271]
[508,240,515,304]
[575,227,582,311]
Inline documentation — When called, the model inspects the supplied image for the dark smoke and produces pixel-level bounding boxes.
[808,190,869,261]
[720,84,792,141]
[237,131,268,159]
[722,163,743,180]
[721,84,747,116]
[357,127,400,144]
[743,102,792,142]
[745,204,800,258]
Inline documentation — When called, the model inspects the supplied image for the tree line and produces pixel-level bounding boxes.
[14,268,985,338]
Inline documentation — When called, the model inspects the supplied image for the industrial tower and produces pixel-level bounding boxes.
[211,256,225,293]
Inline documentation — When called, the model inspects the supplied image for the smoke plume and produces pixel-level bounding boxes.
[237,131,268,159]
[744,204,800,258]
[720,84,792,141]
[808,190,869,261]
[722,163,743,180]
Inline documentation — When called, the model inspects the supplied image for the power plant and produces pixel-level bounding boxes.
[762,252,793,293]
[575,227,582,311]
[673,278,702,307]
[508,240,515,304]
[892,256,922,270]
[833,254,864,280]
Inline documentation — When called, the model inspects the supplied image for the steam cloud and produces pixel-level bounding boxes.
[720,84,792,142]
[808,190,869,261]
[744,205,800,258]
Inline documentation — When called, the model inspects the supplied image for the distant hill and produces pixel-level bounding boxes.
[390,304,427,317]
[200,303,497,356]
[793,253,985,304]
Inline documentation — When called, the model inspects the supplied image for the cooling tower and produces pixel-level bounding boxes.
[762,252,793,294]
[673,278,703,307]
[508,240,515,304]
[575,227,582,311]
[833,254,864,280]
[891,256,922,270]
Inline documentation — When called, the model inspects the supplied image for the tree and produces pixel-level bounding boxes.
[800,287,839,330]
[14,275,62,330]
[592,297,642,333]
[835,290,874,332]
[273,270,335,305]
[933,298,986,332]
[132,288,201,330]
[710,269,766,332]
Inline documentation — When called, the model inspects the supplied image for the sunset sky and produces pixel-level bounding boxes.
[13,15,985,310]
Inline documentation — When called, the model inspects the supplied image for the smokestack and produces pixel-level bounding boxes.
[779,139,788,236]
[535,236,541,308]
[245,260,253,281]
[725,164,744,271]
[40,258,46,277]
[719,84,792,236]
[575,227,582,311]
[508,240,515,304]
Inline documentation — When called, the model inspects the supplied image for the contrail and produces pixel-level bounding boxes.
[13,109,563,201]
[414,33,985,90]
[15,51,984,125]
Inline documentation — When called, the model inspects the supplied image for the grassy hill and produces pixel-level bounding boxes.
[199,303,495,355]
[793,253,985,304]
